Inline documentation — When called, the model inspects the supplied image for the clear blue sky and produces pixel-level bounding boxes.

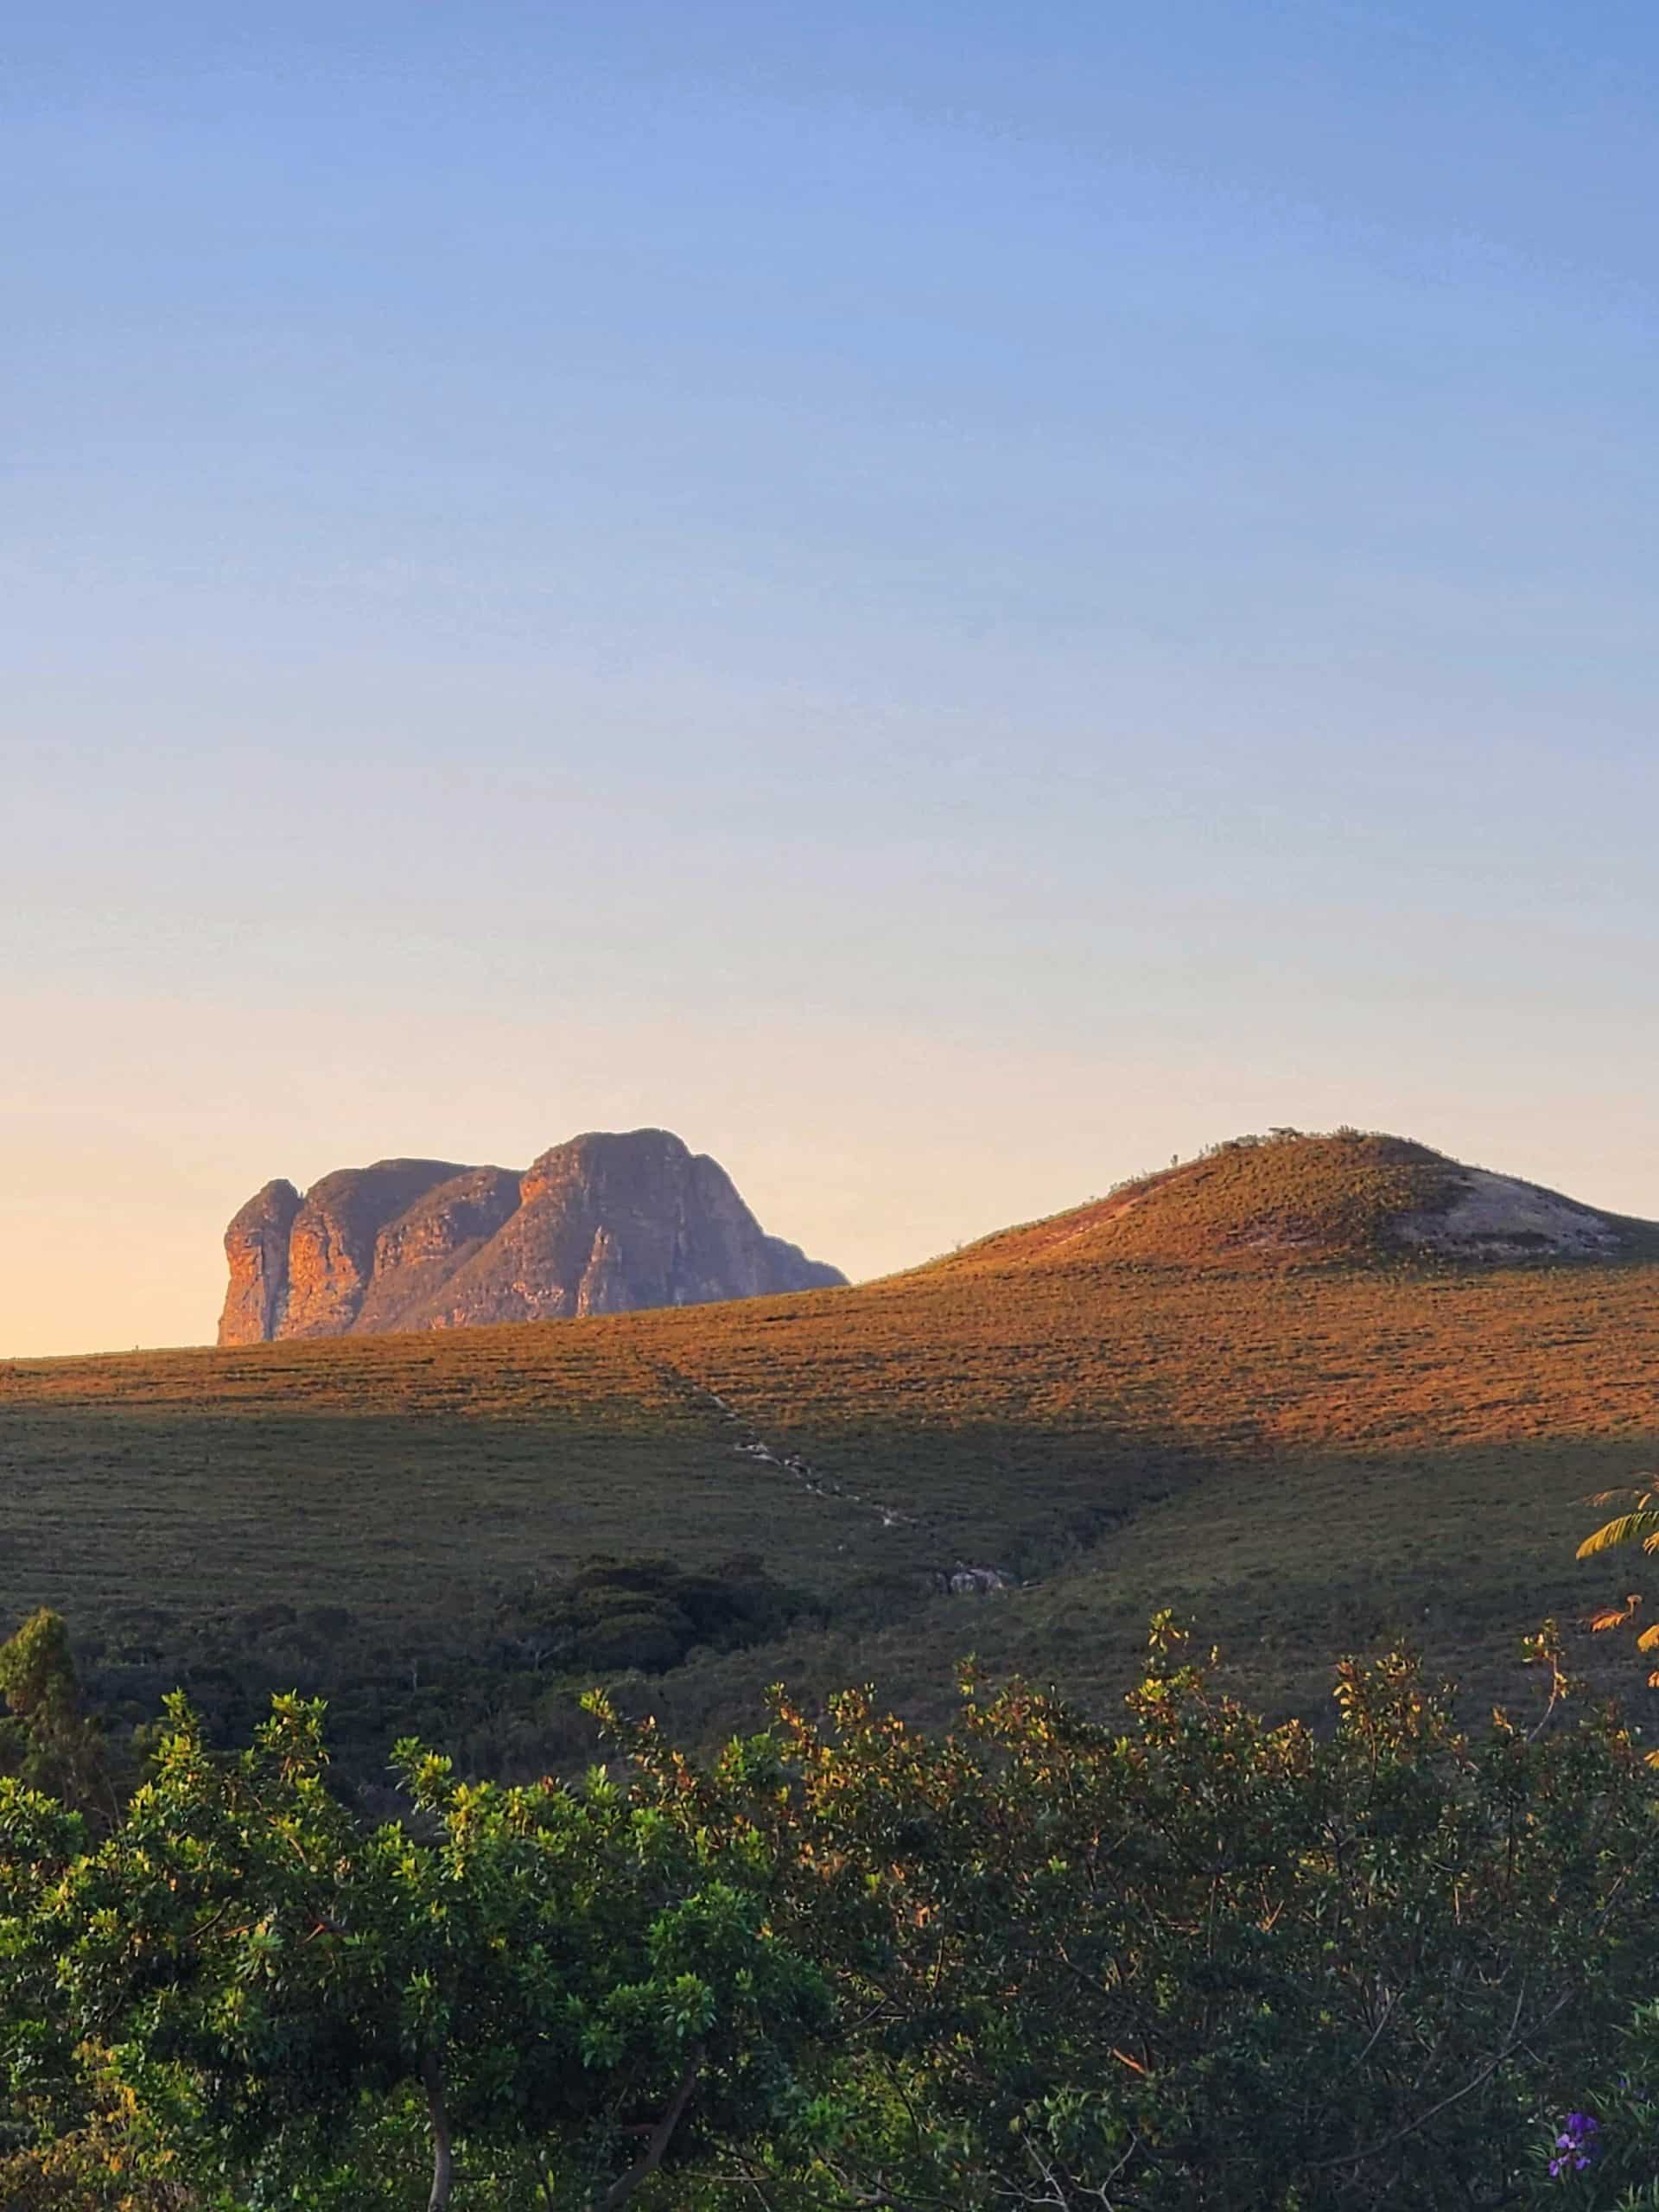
[4,3,1657,1354]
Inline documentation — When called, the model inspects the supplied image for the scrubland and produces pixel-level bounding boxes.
[4,1135,1657,1765]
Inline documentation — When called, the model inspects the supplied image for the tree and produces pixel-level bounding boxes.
[1,1624,1656,2208]
[711,1624,1659,2209]
[533,1624,1659,2210]
[0,1691,834,2209]
[0,1608,115,1826]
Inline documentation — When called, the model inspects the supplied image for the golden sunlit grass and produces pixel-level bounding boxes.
[4,1131,1658,1745]
[928,1128,1461,1272]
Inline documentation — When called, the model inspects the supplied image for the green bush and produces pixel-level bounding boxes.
[573,1601,690,1673]
[1,1614,1656,2208]
[502,1554,817,1677]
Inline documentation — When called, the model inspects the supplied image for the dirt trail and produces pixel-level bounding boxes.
[646,1359,1012,1593]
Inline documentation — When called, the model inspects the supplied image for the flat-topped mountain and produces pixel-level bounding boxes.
[927,1128,1659,1276]
[218,1128,845,1344]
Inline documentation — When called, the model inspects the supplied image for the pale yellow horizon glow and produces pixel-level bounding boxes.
[5,988,1656,1362]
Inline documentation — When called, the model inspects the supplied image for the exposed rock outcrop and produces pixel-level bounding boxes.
[219,1179,303,1344]
[218,1128,845,1345]
[1392,1166,1633,1262]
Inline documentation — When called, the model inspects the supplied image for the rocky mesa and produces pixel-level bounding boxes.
[218,1128,846,1345]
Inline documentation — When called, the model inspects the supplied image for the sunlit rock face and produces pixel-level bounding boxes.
[219,1179,304,1344]
[216,1129,845,1344]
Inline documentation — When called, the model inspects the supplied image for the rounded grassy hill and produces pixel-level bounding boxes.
[927,1128,1659,1274]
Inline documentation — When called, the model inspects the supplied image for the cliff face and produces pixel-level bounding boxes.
[219,1179,303,1344]
[217,1129,845,1345]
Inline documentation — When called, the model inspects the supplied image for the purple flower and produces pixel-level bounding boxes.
[1548,2112,1600,2177]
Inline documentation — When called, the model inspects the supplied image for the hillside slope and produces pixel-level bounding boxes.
[10,1129,1659,1759]
[930,1129,1659,1274]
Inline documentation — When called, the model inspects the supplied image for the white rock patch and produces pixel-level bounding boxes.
[1395,1168,1624,1259]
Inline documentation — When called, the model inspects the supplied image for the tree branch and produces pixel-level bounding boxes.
[421,2049,454,2212]
[1310,1986,1576,2173]
[595,2045,704,2212]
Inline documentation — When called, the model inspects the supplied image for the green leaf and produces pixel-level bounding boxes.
[1578,1511,1659,1559]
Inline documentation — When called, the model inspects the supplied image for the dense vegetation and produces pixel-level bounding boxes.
[9,1135,1659,2204]
[495,1554,820,1678]
[4,1605,1659,2209]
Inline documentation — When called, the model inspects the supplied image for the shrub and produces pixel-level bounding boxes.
[1,1617,1653,2209]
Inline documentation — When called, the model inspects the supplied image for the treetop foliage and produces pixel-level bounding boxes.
[1,1611,1656,2209]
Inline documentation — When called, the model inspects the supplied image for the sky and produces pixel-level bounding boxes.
[4,1,1657,1357]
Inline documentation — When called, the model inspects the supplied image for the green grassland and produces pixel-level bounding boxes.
[4,1133,1659,1767]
